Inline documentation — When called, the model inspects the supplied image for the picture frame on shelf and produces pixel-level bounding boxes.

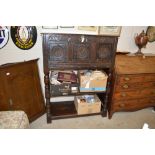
[42,26,58,29]
[78,26,98,32]
[98,26,122,36]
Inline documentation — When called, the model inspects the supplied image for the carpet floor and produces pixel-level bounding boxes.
[30,108,155,129]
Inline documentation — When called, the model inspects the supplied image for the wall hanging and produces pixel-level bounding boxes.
[11,26,37,50]
[0,26,9,49]
[146,26,155,42]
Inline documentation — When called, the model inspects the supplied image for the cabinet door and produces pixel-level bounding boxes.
[3,61,45,121]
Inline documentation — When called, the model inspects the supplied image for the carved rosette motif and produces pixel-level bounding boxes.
[74,44,89,60]
[97,44,111,59]
[50,45,65,61]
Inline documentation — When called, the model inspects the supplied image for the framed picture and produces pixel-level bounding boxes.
[42,26,58,29]
[60,26,74,28]
[98,26,122,36]
[78,26,98,32]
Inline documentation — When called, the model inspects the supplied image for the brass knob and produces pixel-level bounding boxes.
[121,93,126,97]
[123,84,129,89]
[124,77,130,81]
[6,72,10,76]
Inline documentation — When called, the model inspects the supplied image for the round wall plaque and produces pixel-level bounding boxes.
[0,26,9,49]
[11,26,37,50]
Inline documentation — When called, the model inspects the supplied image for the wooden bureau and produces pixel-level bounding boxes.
[108,54,155,118]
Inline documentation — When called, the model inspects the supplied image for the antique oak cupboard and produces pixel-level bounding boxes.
[109,54,155,118]
[0,59,45,122]
[42,33,118,123]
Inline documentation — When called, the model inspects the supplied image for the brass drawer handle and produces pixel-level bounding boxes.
[124,77,130,81]
[121,93,126,97]
[123,84,129,89]
[6,72,11,76]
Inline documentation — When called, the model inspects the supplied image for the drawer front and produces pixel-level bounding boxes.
[112,98,155,112]
[117,74,155,84]
[115,81,155,92]
[113,88,155,101]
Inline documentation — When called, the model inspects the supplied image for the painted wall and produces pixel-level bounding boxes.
[117,26,155,53]
[0,26,155,101]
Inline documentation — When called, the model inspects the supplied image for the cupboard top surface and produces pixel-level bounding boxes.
[115,55,155,74]
[0,59,39,69]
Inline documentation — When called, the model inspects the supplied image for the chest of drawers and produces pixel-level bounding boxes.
[109,54,155,118]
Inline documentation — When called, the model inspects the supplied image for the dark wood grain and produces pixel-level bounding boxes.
[109,54,155,119]
[42,33,118,123]
[0,59,45,122]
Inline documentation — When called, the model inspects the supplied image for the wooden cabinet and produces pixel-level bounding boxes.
[0,59,45,122]
[42,33,118,123]
[109,54,155,118]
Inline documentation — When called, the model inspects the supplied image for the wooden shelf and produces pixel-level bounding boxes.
[50,91,106,97]
[50,101,101,120]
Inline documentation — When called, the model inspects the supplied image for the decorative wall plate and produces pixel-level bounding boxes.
[146,26,155,42]
[11,26,37,50]
[0,26,9,49]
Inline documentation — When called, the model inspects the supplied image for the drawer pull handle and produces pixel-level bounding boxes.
[123,84,129,89]
[121,93,126,97]
[124,77,130,81]
[6,72,10,76]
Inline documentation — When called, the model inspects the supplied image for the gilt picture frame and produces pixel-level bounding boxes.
[98,26,122,36]
[42,26,58,29]
[78,26,98,32]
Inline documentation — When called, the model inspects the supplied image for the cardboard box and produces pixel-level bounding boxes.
[80,70,108,92]
[74,95,101,115]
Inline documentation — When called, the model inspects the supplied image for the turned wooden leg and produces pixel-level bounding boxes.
[46,98,52,123]
[102,110,107,117]
[108,111,113,119]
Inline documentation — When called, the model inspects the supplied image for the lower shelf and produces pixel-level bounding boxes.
[50,101,101,120]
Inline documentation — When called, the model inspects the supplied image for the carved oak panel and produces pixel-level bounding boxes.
[97,43,112,60]
[73,43,91,61]
[48,42,68,62]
